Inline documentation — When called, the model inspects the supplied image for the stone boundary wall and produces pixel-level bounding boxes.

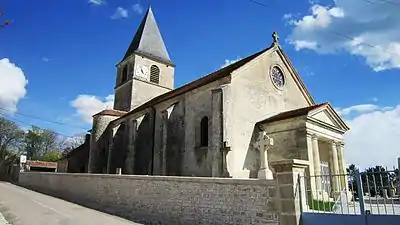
[19,172,279,225]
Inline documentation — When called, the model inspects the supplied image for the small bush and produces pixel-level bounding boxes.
[309,199,335,212]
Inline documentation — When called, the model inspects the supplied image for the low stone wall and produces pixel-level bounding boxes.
[19,172,279,225]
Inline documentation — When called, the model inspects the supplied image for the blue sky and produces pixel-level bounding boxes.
[1,0,400,169]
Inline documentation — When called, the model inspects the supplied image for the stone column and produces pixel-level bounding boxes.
[211,89,223,177]
[271,159,309,225]
[337,142,347,189]
[257,131,273,179]
[330,141,340,193]
[311,135,322,193]
[160,110,168,175]
[124,118,137,174]
[306,133,316,195]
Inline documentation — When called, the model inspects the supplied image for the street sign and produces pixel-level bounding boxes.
[20,155,27,163]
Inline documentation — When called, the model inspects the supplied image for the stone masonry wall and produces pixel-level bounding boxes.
[19,172,280,225]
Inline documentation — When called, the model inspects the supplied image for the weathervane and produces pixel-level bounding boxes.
[272,31,279,45]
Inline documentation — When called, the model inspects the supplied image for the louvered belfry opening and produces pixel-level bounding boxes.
[122,65,128,83]
[150,65,160,84]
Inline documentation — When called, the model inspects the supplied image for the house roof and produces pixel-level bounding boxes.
[118,46,271,120]
[256,103,328,125]
[121,7,172,65]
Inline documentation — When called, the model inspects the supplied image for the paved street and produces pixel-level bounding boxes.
[0,182,142,225]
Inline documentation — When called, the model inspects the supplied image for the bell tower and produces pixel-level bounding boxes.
[114,7,175,111]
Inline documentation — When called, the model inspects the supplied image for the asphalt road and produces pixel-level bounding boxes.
[0,182,142,225]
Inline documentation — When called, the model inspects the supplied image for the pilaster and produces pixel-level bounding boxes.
[106,128,116,174]
[211,88,223,177]
[160,110,168,175]
[124,118,138,174]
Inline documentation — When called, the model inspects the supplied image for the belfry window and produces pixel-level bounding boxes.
[200,117,209,147]
[122,65,128,83]
[150,65,160,84]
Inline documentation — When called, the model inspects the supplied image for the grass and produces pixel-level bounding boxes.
[309,199,335,212]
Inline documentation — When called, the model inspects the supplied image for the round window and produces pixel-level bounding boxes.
[270,66,285,88]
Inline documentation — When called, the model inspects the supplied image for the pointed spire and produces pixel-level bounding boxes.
[121,7,172,64]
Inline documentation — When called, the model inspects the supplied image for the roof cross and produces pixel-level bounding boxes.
[272,31,279,44]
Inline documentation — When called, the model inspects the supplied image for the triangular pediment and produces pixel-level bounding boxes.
[231,44,316,106]
[308,104,349,131]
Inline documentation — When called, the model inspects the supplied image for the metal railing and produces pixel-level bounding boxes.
[299,170,400,215]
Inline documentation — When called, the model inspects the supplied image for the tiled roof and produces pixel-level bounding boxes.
[94,109,127,117]
[119,46,271,119]
[257,102,328,124]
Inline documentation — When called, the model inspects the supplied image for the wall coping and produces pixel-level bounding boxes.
[270,159,309,168]
[21,172,276,185]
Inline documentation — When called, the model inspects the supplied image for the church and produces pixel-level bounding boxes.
[62,6,350,195]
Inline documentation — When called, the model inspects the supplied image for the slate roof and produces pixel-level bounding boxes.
[119,46,270,120]
[121,7,172,65]
[256,102,328,125]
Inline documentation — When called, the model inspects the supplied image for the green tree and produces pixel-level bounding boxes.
[40,150,62,162]
[25,126,57,160]
[362,166,396,197]
[0,117,24,179]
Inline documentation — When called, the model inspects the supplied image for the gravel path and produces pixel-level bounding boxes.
[0,213,10,225]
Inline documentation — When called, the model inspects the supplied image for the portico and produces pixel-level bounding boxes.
[256,102,349,199]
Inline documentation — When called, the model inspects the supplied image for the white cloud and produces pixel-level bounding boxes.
[0,58,28,114]
[292,40,318,51]
[88,0,105,5]
[371,97,378,102]
[286,1,400,71]
[221,57,242,68]
[70,94,114,124]
[111,7,129,20]
[343,104,400,170]
[41,57,51,62]
[337,104,379,116]
[132,3,144,15]
[283,13,292,20]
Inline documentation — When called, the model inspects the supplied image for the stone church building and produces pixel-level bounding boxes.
[63,7,350,194]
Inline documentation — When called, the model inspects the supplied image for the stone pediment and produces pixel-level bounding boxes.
[307,103,349,132]
[256,102,349,132]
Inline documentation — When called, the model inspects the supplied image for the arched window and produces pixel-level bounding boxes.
[121,65,128,83]
[150,65,160,84]
[200,117,209,147]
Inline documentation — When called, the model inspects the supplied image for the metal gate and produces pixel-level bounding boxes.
[299,169,400,225]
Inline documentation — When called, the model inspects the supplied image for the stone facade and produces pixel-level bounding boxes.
[75,6,351,202]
